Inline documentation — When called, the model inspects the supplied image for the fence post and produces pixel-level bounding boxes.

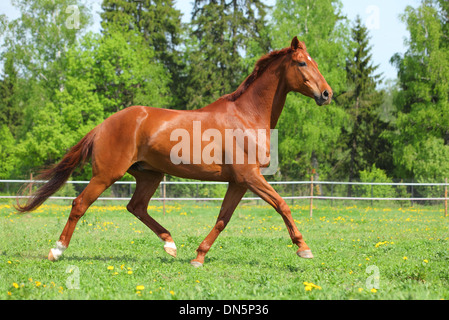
[291,183,294,206]
[310,170,314,218]
[445,177,447,218]
[29,172,33,197]
[162,176,166,216]
[331,183,334,207]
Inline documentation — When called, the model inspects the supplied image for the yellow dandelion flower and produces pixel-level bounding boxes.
[303,281,321,291]
[423,259,428,263]
[371,288,377,293]
[170,290,175,295]
[107,266,114,270]
[403,256,408,261]
[136,285,145,291]
[128,271,133,275]
[35,281,42,287]
[12,283,19,289]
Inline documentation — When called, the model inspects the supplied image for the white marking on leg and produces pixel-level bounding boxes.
[159,237,176,250]
[164,241,177,250]
[50,241,66,260]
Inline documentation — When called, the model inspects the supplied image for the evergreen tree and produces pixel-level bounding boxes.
[183,0,269,110]
[337,16,387,194]
[0,124,16,179]
[101,0,182,56]
[0,51,23,137]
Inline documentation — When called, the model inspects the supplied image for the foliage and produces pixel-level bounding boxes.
[336,16,391,194]
[182,0,270,109]
[0,0,446,186]
[100,0,184,108]
[355,165,395,198]
[270,0,349,181]
[0,125,16,179]
[389,0,449,183]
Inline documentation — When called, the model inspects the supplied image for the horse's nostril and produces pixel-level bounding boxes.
[322,90,329,99]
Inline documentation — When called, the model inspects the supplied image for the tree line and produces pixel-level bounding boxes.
[0,0,448,191]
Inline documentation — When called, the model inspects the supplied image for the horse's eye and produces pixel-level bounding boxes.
[298,61,307,67]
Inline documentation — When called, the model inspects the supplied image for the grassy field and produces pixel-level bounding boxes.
[1,200,448,300]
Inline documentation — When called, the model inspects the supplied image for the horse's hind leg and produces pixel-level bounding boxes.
[126,170,176,257]
[48,176,115,261]
[191,182,247,267]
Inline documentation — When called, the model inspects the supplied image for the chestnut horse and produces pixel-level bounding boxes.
[17,37,332,266]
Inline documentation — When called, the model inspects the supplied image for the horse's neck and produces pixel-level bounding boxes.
[235,61,289,129]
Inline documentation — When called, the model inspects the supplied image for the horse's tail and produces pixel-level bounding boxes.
[16,127,98,213]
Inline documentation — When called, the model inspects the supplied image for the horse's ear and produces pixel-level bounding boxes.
[291,36,305,51]
[291,36,300,51]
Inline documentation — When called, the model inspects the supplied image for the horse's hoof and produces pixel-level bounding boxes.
[164,247,177,258]
[163,241,177,258]
[297,249,314,259]
[48,250,56,261]
[48,241,66,261]
[190,260,203,268]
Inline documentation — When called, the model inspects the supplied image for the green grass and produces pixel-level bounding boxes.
[1,201,448,300]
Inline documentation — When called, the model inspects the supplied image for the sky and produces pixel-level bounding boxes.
[1,0,421,82]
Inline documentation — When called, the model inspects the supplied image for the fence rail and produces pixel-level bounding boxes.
[0,179,447,217]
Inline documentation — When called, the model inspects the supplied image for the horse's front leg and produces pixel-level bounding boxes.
[245,168,313,259]
[191,182,247,267]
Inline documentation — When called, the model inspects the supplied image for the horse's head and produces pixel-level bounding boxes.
[285,36,333,106]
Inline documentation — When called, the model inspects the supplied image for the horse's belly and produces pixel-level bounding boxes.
[136,158,231,182]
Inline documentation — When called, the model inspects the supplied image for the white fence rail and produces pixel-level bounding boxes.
[0,179,447,200]
[1,179,447,217]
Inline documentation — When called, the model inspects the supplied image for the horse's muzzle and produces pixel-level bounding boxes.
[314,89,332,106]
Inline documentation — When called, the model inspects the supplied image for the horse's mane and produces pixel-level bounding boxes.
[223,47,293,102]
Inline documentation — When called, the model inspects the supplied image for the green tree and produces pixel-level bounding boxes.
[270,0,349,182]
[100,0,184,107]
[0,51,23,137]
[390,0,449,183]
[183,0,270,109]
[14,29,171,178]
[0,125,16,179]
[0,0,93,177]
[91,28,172,115]
[2,0,92,91]
[337,16,388,194]
[355,164,394,198]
